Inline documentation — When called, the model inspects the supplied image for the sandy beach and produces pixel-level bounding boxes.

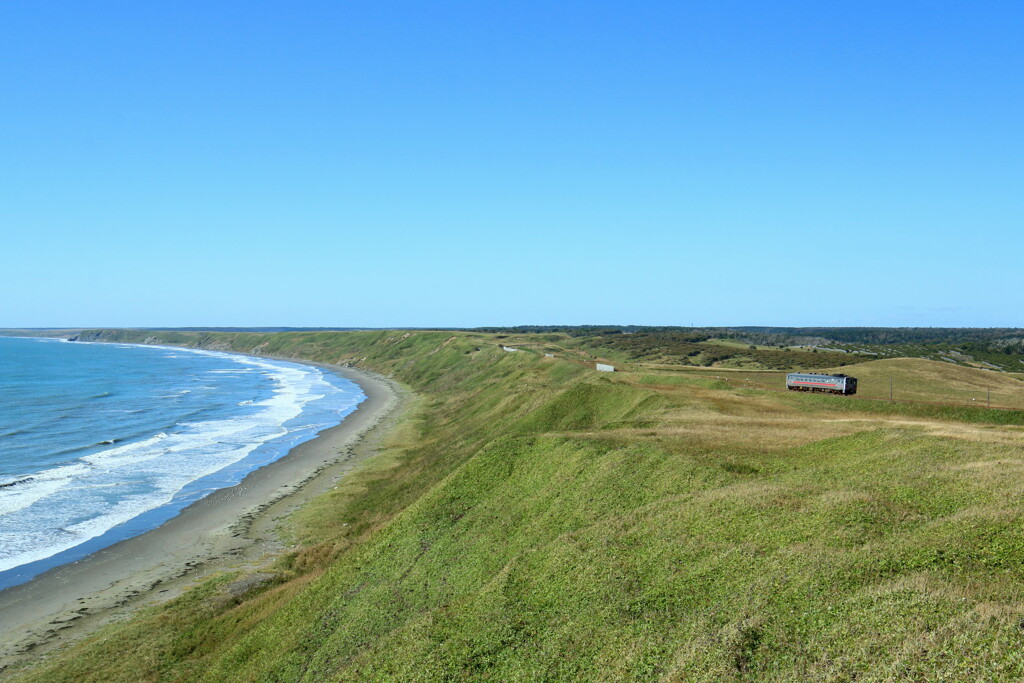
[0,360,403,673]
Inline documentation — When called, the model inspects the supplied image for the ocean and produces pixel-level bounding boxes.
[0,337,364,590]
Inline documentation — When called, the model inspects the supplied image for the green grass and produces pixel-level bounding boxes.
[13,329,1024,681]
[576,332,866,370]
[822,358,1024,410]
[780,390,1024,426]
[634,373,732,390]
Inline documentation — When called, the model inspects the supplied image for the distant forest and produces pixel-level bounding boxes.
[729,327,1024,346]
[470,325,1024,353]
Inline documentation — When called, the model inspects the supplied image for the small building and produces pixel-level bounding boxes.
[596,363,615,372]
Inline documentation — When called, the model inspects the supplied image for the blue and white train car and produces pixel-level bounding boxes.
[785,372,857,395]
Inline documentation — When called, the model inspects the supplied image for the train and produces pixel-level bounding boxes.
[786,372,857,395]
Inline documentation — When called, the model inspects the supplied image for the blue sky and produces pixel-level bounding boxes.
[1,2,1021,328]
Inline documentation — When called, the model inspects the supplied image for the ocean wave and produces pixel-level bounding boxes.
[48,442,110,459]
[0,347,365,578]
[0,461,93,518]
[0,477,34,490]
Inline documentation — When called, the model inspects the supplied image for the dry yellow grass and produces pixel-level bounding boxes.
[823,358,1024,409]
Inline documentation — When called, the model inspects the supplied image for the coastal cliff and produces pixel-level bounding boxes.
[12,329,1024,680]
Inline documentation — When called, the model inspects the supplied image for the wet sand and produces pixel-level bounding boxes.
[0,362,403,672]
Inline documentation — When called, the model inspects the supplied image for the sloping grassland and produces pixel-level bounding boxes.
[626,357,1024,411]
[573,332,864,370]
[13,330,1024,681]
[823,358,1024,409]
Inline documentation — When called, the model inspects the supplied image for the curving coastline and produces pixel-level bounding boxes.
[0,360,403,671]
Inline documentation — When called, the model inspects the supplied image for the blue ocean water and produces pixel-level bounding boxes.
[0,337,364,590]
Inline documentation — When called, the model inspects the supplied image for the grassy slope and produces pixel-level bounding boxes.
[822,358,1024,409]
[14,331,1024,681]
[569,333,865,371]
[634,358,1024,411]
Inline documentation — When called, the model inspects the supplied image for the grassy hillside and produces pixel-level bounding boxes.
[13,330,1024,681]
[468,326,1024,373]
[823,358,1024,409]
[626,358,1024,411]
[571,332,865,370]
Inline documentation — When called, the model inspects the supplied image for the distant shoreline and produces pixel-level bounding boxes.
[0,354,403,671]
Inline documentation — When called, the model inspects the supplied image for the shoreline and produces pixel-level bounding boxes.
[0,358,404,672]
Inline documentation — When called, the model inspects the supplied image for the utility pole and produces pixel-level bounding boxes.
[988,389,991,409]
[889,377,893,402]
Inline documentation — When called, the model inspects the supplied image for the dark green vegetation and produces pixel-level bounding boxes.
[468,327,1024,372]
[576,332,862,370]
[469,325,1024,348]
[732,327,1024,347]
[61,325,1024,371]
[13,330,1024,681]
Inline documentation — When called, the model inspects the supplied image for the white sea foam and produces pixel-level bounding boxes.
[0,461,94,517]
[0,347,364,575]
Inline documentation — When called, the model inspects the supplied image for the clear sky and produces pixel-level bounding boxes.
[2,2,1021,328]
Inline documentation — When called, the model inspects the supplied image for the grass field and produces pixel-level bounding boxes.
[570,332,868,371]
[12,330,1024,681]
[624,358,1024,412]
[824,358,1024,409]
